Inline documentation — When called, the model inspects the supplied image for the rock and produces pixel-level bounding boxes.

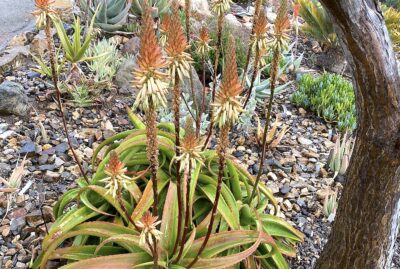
[0,130,15,140]
[0,45,31,73]
[19,141,36,155]
[280,184,291,194]
[31,30,54,54]
[44,171,60,182]
[179,0,210,17]
[0,163,11,177]
[225,14,242,29]
[121,36,140,55]
[265,7,277,23]
[115,58,137,93]
[0,81,30,116]
[182,66,204,108]
[298,136,313,145]
[0,123,8,134]
[55,142,68,153]
[84,147,93,158]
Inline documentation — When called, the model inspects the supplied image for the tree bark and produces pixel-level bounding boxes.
[316,1,400,269]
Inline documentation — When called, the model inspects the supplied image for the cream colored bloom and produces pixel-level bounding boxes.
[136,212,162,247]
[100,151,132,199]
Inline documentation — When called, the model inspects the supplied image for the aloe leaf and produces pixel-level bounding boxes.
[160,181,179,258]
[59,253,153,269]
[49,246,125,261]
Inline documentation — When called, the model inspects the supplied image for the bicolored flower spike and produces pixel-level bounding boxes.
[32,0,57,28]
[137,211,162,247]
[196,26,212,57]
[251,9,269,52]
[159,14,170,47]
[271,0,291,52]
[211,0,232,16]
[100,151,132,199]
[174,117,204,172]
[165,1,192,81]
[213,35,243,128]
[132,1,168,111]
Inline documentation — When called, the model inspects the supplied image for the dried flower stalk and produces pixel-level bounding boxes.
[189,35,242,268]
[32,0,88,183]
[249,0,290,203]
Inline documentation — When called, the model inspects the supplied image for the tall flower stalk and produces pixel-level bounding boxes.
[196,26,211,122]
[248,0,290,203]
[175,117,203,262]
[202,0,232,149]
[165,1,193,257]
[188,35,243,268]
[132,3,168,267]
[32,0,89,183]
[241,0,263,87]
[243,8,268,109]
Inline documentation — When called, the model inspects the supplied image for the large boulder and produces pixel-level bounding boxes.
[0,81,30,116]
[0,46,30,73]
[114,57,137,94]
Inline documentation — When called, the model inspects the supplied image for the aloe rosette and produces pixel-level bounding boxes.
[33,112,303,269]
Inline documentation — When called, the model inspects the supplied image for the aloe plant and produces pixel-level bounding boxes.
[328,133,355,179]
[130,0,170,18]
[32,112,303,269]
[53,15,97,65]
[81,0,132,32]
[296,0,337,49]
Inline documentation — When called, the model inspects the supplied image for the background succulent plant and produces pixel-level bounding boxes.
[81,0,132,32]
[291,72,356,131]
[130,0,170,18]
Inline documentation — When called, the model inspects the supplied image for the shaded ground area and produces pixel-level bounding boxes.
[0,0,35,51]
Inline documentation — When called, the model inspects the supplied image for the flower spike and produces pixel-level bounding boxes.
[165,1,192,81]
[213,35,244,128]
[132,1,168,111]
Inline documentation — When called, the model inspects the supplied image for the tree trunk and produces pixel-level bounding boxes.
[315,1,400,269]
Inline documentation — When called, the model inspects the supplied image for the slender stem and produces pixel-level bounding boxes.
[248,46,280,203]
[188,125,229,268]
[171,75,184,257]
[201,56,206,116]
[202,14,224,150]
[176,160,193,262]
[45,14,89,183]
[117,189,140,231]
[147,105,159,217]
[242,45,260,109]
[147,104,159,268]
[241,0,263,87]
[184,0,201,137]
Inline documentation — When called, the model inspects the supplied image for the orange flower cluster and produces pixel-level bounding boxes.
[165,1,192,80]
[132,1,168,111]
[213,35,243,128]
[252,8,269,51]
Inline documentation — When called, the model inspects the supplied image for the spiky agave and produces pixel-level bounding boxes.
[188,34,243,268]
